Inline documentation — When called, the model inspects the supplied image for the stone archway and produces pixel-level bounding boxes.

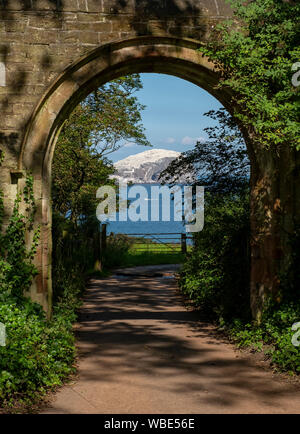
[18,36,254,314]
[2,30,297,321]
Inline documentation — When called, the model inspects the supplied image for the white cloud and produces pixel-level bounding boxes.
[123,142,136,148]
[165,137,176,144]
[181,136,205,146]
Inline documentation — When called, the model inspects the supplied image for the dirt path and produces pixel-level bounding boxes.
[42,265,300,414]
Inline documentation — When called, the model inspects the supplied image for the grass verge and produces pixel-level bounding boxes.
[119,246,185,267]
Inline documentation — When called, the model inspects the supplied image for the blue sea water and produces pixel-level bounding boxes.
[106,183,188,243]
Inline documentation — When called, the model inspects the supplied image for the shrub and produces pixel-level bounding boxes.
[179,188,300,374]
[0,166,84,408]
[0,292,78,405]
[228,302,300,373]
[102,233,133,268]
[179,189,251,321]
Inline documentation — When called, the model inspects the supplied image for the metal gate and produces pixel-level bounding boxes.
[128,233,193,254]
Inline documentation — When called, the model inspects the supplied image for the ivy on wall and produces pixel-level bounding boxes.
[0,151,40,301]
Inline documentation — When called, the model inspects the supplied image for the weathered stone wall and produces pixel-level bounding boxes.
[0,1,233,311]
[3,1,297,322]
[0,0,231,167]
[0,0,231,212]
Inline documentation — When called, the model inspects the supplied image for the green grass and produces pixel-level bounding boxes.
[131,242,182,252]
[119,243,185,267]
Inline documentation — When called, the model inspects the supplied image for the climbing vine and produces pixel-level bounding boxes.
[0,154,40,300]
[0,152,81,409]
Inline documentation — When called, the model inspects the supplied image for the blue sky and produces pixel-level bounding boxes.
[110,73,223,163]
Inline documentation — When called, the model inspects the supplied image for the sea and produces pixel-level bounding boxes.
[106,183,188,244]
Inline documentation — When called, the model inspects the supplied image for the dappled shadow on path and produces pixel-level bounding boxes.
[72,273,300,412]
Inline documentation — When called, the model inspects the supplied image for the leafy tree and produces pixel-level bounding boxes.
[86,75,150,156]
[160,109,250,194]
[179,190,250,321]
[52,113,114,225]
[201,0,300,150]
[52,74,150,224]
[160,110,251,321]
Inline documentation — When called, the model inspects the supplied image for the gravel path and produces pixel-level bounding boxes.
[42,265,300,414]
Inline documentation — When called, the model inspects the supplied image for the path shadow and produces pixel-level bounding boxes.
[73,274,300,411]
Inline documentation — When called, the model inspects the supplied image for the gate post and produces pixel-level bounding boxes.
[101,223,107,253]
[181,233,187,254]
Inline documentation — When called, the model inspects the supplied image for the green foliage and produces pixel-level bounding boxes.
[162,63,300,372]
[119,250,184,268]
[202,0,300,149]
[229,302,300,373]
[162,109,251,318]
[0,75,150,408]
[179,190,250,321]
[102,234,134,268]
[0,163,83,408]
[52,105,115,223]
[179,189,300,374]
[52,74,150,223]
[85,75,150,152]
[227,225,300,373]
[103,235,185,268]
[52,211,100,296]
[160,109,250,194]
[0,276,82,407]
[51,212,93,320]
[0,174,40,300]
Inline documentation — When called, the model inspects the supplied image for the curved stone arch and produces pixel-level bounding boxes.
[19,36,252,314]
[20,36,250,174]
